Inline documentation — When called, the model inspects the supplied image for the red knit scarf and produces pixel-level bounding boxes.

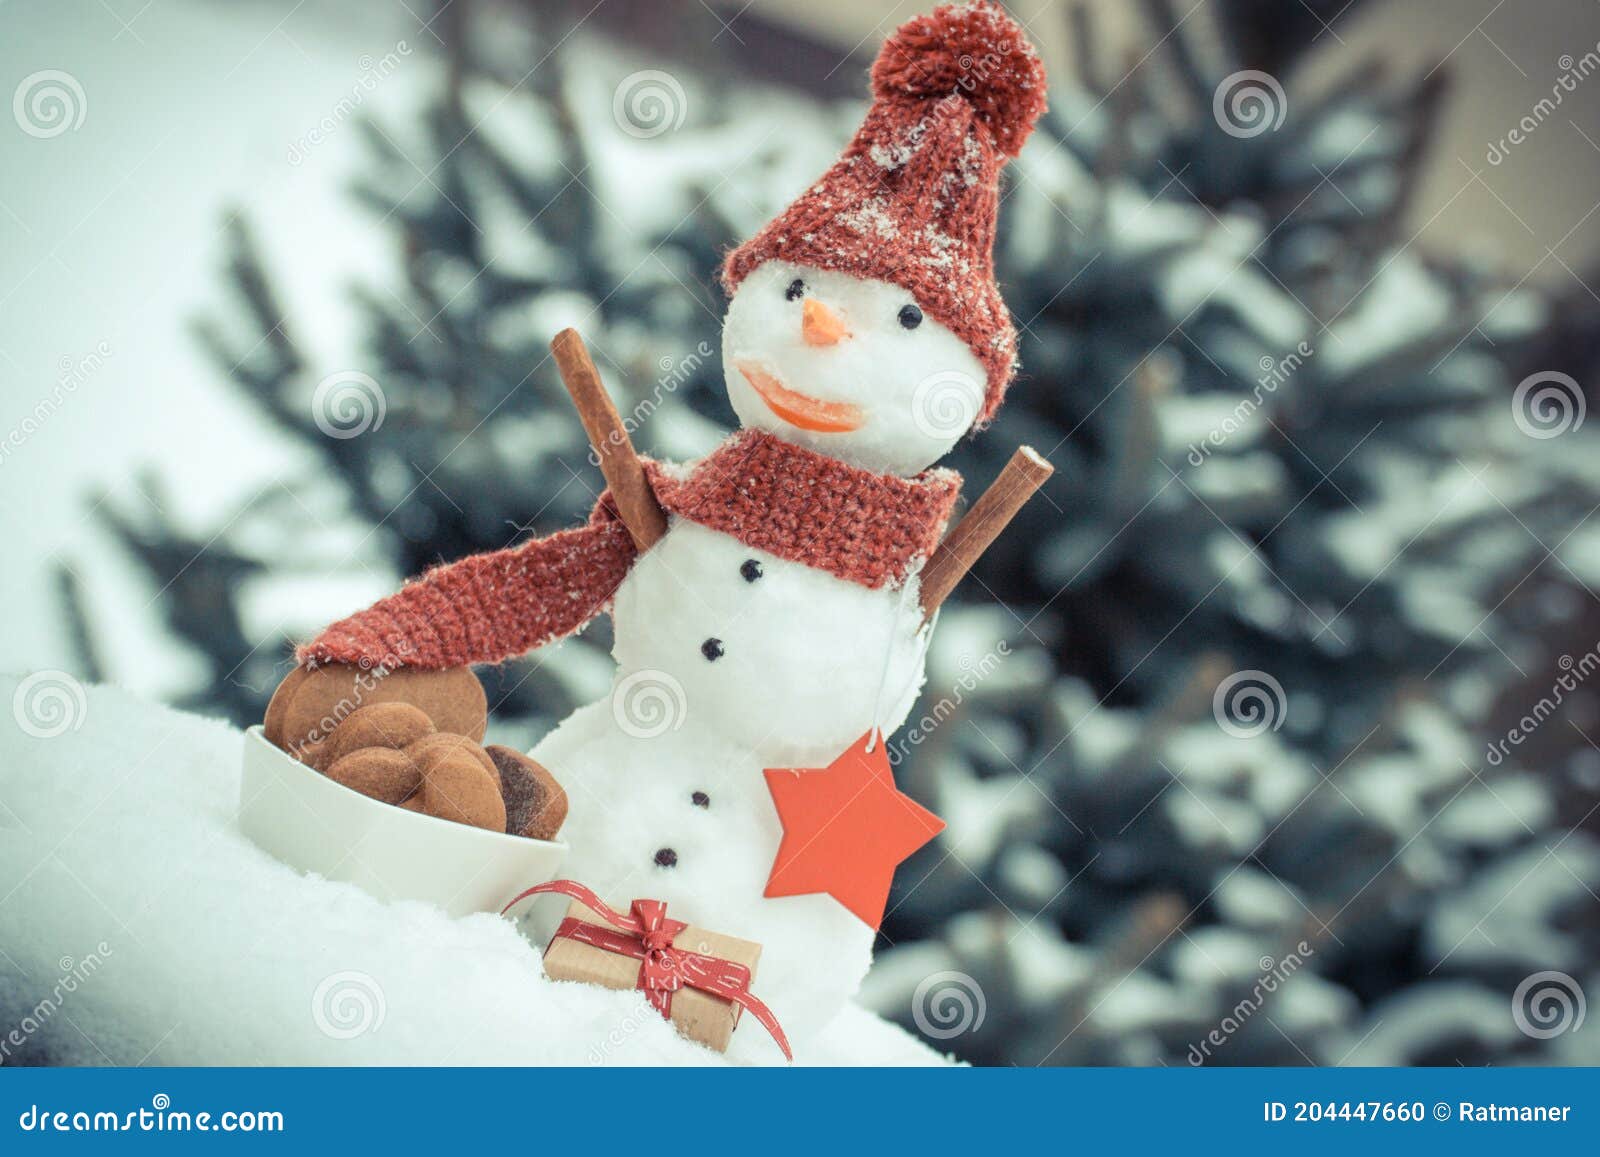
[299,430,961,670]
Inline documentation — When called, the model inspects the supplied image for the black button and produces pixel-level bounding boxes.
[654,847,678,868]
[701,638,724,661]
[691,791,710,808]
[740,559,763,582]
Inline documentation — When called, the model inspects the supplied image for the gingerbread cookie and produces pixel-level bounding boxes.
[405,732,496,780]
[324,747,422,806]
[486,745,568,841]
[323,702,435,765]
[271,663,487,754]
[262,665,309,747]
[417,749,506,832]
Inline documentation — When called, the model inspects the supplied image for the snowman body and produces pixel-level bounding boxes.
[531,515,931,1050]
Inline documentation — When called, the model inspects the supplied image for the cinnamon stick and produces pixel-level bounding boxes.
[550,328,668,552]
[919,446,1054,620]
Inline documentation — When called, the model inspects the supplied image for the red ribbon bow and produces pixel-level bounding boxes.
[502,879,792,1061]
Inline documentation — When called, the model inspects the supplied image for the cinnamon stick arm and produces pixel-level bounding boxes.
[550,328,669,552]
[919,446,1055,620]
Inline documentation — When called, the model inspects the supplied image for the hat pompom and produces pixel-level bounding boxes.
[870,1,1046,158]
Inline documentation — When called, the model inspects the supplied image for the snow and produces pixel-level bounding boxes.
[0,677,947,1066]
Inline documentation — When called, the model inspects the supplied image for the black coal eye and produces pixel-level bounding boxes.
[740,559,762,582]
[898,304,923,329]
[701,638,725,661]
[654,847,678,868]
[785,279,806,301]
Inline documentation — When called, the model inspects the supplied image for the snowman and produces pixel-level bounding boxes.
[292,1,1048,1056]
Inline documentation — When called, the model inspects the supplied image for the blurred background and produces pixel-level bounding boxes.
[3,0,1599,1065]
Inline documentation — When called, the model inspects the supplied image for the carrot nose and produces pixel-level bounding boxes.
[801,298,849,346]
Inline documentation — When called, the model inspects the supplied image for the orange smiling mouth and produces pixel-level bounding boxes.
[737,364,865,433]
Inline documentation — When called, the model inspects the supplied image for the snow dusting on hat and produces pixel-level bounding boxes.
[722,2,1047,422]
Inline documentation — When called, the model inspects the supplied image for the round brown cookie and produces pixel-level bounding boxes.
[324,747,423,805]
[417,749,506,832]
[323,702,435,766]
[404,732,496,781]
[263,666,309,747]
[277,664,487,753]
[287,735,333,771]
[485,745,568,841]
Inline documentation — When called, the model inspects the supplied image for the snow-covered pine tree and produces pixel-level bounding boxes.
[864,0,1600,1066]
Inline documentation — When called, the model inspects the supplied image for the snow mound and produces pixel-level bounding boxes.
[0,677,948,1066]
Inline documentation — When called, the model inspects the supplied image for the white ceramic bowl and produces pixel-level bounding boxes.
[238,726,568,917]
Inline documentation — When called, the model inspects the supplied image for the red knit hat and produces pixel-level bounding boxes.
[722,2,1046,423]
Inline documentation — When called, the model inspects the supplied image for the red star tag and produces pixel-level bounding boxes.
[763,731,945,930]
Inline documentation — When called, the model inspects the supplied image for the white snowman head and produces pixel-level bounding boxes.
[716,1,1047,479]
[721,260,989,478]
